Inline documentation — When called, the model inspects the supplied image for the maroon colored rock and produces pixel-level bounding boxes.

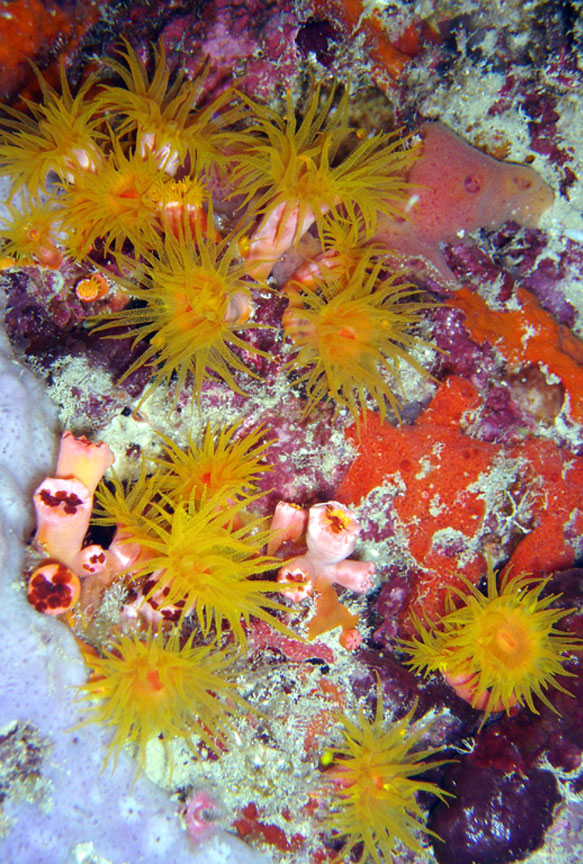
[429,761,561,864]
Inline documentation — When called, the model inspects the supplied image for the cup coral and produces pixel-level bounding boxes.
[93,444,292,645]
[0,60,103,196]
[77,628,247,779]
[403,562,582,719]
[122,494,290,645]
[282,247,432,423]
[27,561,81,615]
[59,137,173,260]
[272,500,375,648]
[231,82,418,278]
[322,684,450,863]
[93,218,264,407]
[151,421,273,506]
[33,432,114,572]
[0,196,63,268]
[234,81,416,233]
[97,40,244,175]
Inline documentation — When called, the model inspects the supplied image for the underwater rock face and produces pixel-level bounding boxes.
[0,322,267,864]
[2,0,583,862]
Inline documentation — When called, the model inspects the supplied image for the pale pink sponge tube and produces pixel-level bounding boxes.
[55,430,115,495]
[306,502,360,564]
[33,477,92,568]
[31,431,115,609]
[273,499,376,648]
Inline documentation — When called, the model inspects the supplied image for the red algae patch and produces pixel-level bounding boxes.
[0,0,98,101]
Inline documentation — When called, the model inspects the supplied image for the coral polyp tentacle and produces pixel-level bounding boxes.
[323,681,451,863]
[77,627,247,779]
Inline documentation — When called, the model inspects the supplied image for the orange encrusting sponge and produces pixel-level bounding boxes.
[450,285,583,423]
[337,375,583,627]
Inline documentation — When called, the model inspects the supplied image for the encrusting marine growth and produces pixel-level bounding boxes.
[6,32,566,864]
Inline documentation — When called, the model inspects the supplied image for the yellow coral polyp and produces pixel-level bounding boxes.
[133,494,290,645]
[0,61,103,196]
[78,628,246,779]
[152,422,272,505]
[324,684,450,863]
[283,249,432,423]
[97,40,244,175]
[0,197,63,268]
[404,562,582,718]
[231,82,418,241]
[60,139,167,259]
[93,220,264,406]
[94,460,291,647]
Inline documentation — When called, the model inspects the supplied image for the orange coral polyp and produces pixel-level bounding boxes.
[283,249,431,423]
[0,197,63,269]
[61,141,167,259]
[153,422,273,506]
[230,81,418,257]
[78,628,246,779]
[97,41,244,176]
[92,221,263,405]
[323,684,450,863]
[0,61,103,196]
[404,562,582,719]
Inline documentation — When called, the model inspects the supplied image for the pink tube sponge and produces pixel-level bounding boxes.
[33,476,92,567]
[32,431,116,582]
[272,499,375,647]
[306,501,360,564]
[27,561,81,615]
[55,430,114,495]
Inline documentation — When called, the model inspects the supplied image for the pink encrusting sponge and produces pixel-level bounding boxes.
[376,122,554,285]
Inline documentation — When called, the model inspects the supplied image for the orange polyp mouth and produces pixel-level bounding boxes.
[338,326,356,340]
[496,628,518,655]
[146,668,164,692]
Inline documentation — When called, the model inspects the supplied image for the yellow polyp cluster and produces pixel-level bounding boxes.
[76,422,294,778]
[403,561,582,720]
[231,81,418,243]
[0,39,433,416]
[283,245,433,424]
[323,683,451,863]
[77,628,247,780]
[0,41,236,269]
[93,423,290,646]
